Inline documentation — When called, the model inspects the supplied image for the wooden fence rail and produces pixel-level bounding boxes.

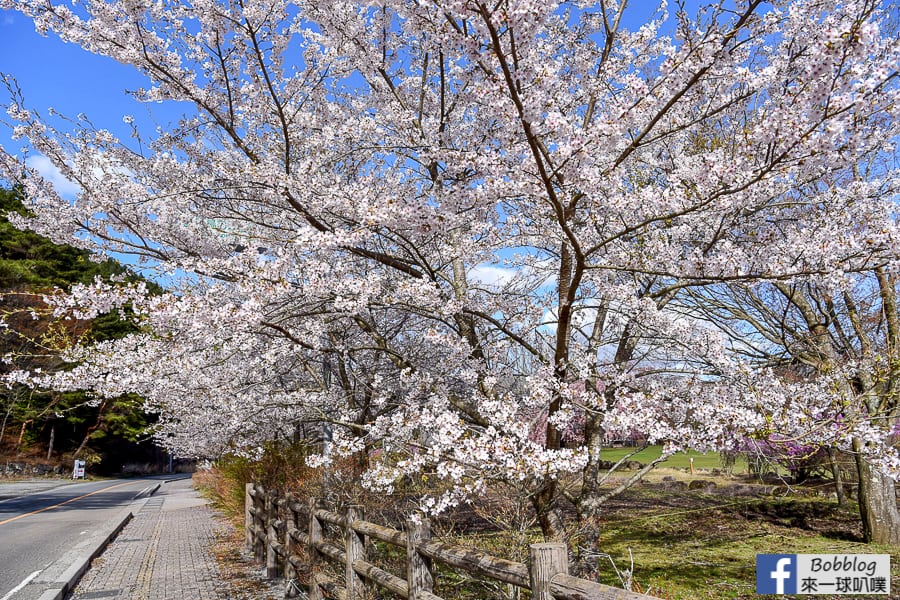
[245,482,655,600]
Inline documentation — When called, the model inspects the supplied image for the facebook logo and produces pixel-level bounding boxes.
[757,554,797,594]
[757,553,890,595]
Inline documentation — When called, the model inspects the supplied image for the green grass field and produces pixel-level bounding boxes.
[600,445,741,471]
[594,492,899,599]
[429,447,893,599]
[437,473,899,599]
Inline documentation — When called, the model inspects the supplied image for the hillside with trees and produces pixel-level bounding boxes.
[0,187,157,473]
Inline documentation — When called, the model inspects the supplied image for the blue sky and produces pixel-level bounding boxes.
[0,9,147,139]
[0,8,193,280]
[0,8,186,189]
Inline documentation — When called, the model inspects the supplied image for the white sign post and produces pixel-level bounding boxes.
[72,459,86,480]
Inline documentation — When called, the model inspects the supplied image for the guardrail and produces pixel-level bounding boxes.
[245,482,656,600]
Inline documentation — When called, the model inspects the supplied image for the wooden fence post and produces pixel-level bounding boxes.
[265,490,279,578]
[250,484,266,559]
[244,483,253,553]
[284,494,299,598]
[406,517,433,600]
[345,505,366,599]
[529,543,568,600]
[308,498,324,600]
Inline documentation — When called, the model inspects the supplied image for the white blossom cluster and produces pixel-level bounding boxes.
[1,0,899,520]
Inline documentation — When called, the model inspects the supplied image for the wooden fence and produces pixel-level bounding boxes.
[245,482,656,600]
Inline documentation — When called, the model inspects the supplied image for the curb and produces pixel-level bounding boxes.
[132,482,161,500]
[35,508,133,600]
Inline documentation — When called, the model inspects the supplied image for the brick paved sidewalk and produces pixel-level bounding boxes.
[67,477,230,600]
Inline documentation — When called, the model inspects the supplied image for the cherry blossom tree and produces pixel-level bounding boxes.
[678,266,900,544]
[1,0,899,541]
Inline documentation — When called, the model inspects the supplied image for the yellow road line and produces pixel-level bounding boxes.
[0,481,136,526]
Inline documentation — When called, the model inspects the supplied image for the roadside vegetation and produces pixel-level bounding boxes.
[197,444,900,600]
[0,187,161,474]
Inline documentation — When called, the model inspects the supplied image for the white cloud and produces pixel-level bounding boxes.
[26,154,81,197]
[468,262,559,291]
[468,264,518,288]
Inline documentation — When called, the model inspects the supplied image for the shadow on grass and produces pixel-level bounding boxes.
[583,491,873,598]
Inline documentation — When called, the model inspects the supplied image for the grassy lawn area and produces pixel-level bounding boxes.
[601,445,741,471]
[593,490,899,599]
[432,459,898,599]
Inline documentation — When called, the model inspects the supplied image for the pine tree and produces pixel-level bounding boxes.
[0,187,154,468]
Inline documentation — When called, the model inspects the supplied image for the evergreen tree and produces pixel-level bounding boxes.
[0,187,155,469]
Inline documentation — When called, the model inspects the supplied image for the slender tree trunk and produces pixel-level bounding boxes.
[573,413,604,574]
[73,399,108,458]
[853,443,900,544]
[46,423,55,462]
[579,412,605,517]
[15,420,31,454]
[828,447,846,506]
[0,402,11,446]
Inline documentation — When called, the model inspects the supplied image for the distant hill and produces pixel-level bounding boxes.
[0,187,163,474]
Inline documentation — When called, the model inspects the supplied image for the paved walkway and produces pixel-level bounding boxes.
[67,477,228,600]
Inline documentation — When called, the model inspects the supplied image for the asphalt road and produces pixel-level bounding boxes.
[0,477,173,600]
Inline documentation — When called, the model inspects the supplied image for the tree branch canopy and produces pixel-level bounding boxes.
[1,0,899,532]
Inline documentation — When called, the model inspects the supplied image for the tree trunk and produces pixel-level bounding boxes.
[15,420,31,455]
[828,447,846,506]
[46,423,55,462]
[574,415,604,577]
[854,447,900,544]
[73,399,108,458]
[578,412,605,519]
[0,403,11,446]
[531,480,566,542]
